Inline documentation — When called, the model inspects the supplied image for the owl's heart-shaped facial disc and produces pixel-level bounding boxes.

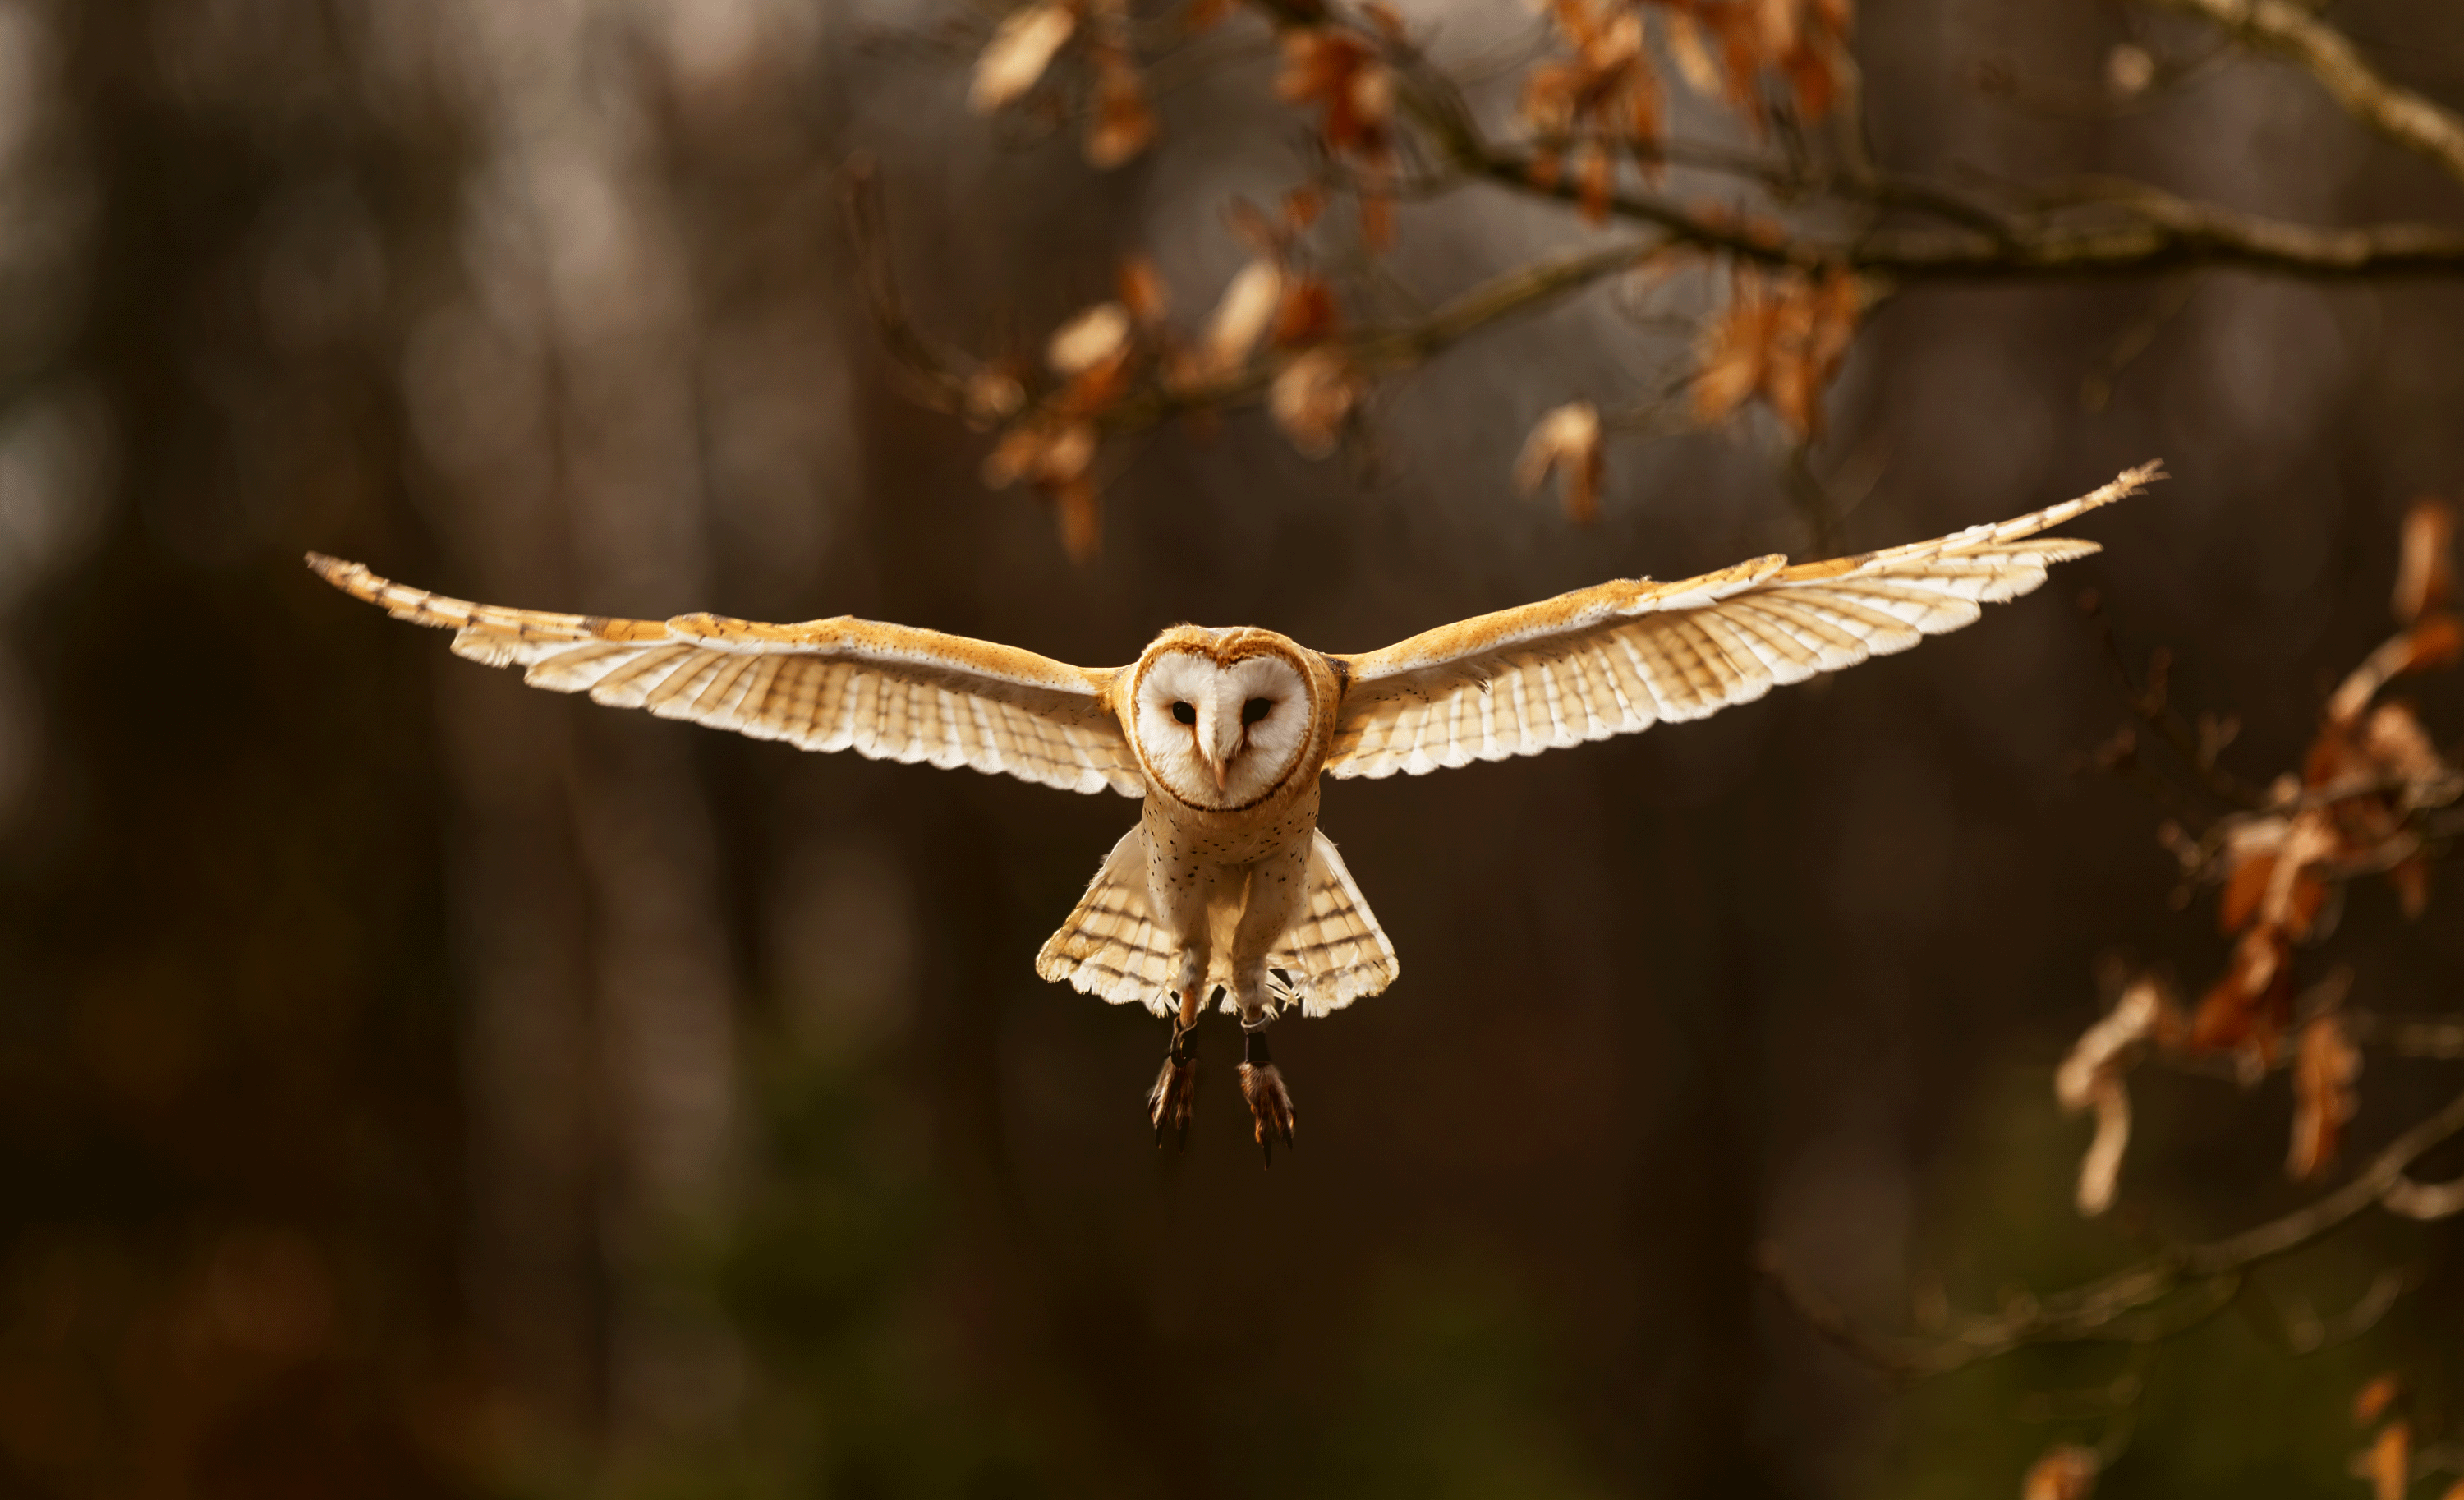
[1133,646,1311,809]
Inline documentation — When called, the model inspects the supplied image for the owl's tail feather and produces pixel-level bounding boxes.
[1037,828,1400,1019]
[1265,833,1400,1018]
[1037,826,1179,1015]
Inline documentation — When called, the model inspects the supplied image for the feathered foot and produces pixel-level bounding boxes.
[1147,1025,1198,1148]
[1237,1028,1295,1166]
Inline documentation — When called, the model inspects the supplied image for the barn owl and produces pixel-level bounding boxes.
[310,462,2158,1160]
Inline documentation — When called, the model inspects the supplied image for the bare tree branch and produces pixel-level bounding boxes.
[1102,237,1670,430]
[1470,154,2464,282]
[2145,0,2464,187]
[1381,16,2464,283]
[1765,1084,2464,1377]
[840,156,979,416]
[2361,1015,2464,1060]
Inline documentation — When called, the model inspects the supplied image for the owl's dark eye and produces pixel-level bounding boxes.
[1242,697,1273,725]
[1171,701,1196,725]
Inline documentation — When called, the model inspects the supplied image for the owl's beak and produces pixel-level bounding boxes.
[1202,696,1241,794]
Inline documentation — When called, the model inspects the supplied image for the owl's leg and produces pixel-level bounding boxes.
[1147,858,1217,1149]
[1228,845,1308,1165]
[1147,1016,1199,1148]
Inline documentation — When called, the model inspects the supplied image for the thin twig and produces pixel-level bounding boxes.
[2358,1014,2464,1060]
[1099,236,1672,431]
[840,156,977,415]
[1763,1084,2464,1377]
[2145,0,2464,187]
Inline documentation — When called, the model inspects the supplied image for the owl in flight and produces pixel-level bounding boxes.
[312,462,2158,1161]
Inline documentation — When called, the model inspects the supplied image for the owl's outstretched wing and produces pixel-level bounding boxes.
[309,555,1144,797]
[1322,462,2161,780]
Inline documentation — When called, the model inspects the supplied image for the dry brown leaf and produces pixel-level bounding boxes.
[2056,978,2163,1111]
[1691,272,1774,424]
[1268,346,1359,458]
[2219,845,2278,934]
[1665,8,1723,97]
[981,417,1097,491]
[1576,140,1613,226]
[981,426,1046,490]
[1055,476,1101,563]
[2192,925,2294,1057]
[1201,260,1283,375]
[2361,1421,2411,1500]
[1513,402,1606,524]
[1117,256,1169,329]
[962,366,1027,430]
[1085,49,1156,168]
[1361,191,1395,252]
[2075,1081,2131,1217]
[1275,30,1397,248]
[2022,1444,2100,1500]
[2390,855,2432,918]
[1688,268,1859,437]
[1047,301,1133,376]
[2287,1011,2361,1181]
[2057,978,2161,1217]
[1041,420,1097,481]
[2328,614,2463,724]
[2356,1373,2403,1427]
[1806,269,1864,375]
[2106,44,2156,99]
[2361,701,2452,802]
[2259,812,2337,937]
[971,2,1078,114]
[2393,497,2454,624]
[1271,276,1340,348]
[2405,613,2464,672]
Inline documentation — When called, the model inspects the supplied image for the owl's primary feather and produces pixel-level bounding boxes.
[305,554,1145,796]
[1322,461,2162,779]
[312,462,2158,1153]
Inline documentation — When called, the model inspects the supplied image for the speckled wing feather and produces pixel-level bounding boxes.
[1263,832,1399,1017]
[1035,826,1177,1013]
[1323,463,2162,780]
[308,555,1145,797]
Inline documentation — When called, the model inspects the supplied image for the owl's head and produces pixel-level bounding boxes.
[1130,631,1314,809]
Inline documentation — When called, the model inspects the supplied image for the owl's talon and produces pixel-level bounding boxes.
[1148,1028,1198,1148]
[1238,1061,1295,1166]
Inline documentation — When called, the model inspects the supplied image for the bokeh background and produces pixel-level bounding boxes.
[2,0,2462,1495]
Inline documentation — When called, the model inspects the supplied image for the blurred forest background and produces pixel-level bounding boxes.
[3,0,2464,1495]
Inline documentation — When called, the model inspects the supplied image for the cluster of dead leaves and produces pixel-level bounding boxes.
[2021,1444,2101,1500]
[1514,402,1607,523]
[969,0,1156,169]
[1692,263,1863,440]
[1520,0,1854,223]
[2347,1374,2463,1500]
[1521,0,1663,225]
[978,193,1367,559]
[1274,16,1403,250]
[2194,499,2459,1077]
[2057,499,2460,1215]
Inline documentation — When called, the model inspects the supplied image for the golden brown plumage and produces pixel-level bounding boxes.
[310,460,2160,1156]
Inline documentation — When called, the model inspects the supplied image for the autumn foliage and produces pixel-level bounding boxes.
[2058,499,2461,1213]
[931,0,1878,559]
